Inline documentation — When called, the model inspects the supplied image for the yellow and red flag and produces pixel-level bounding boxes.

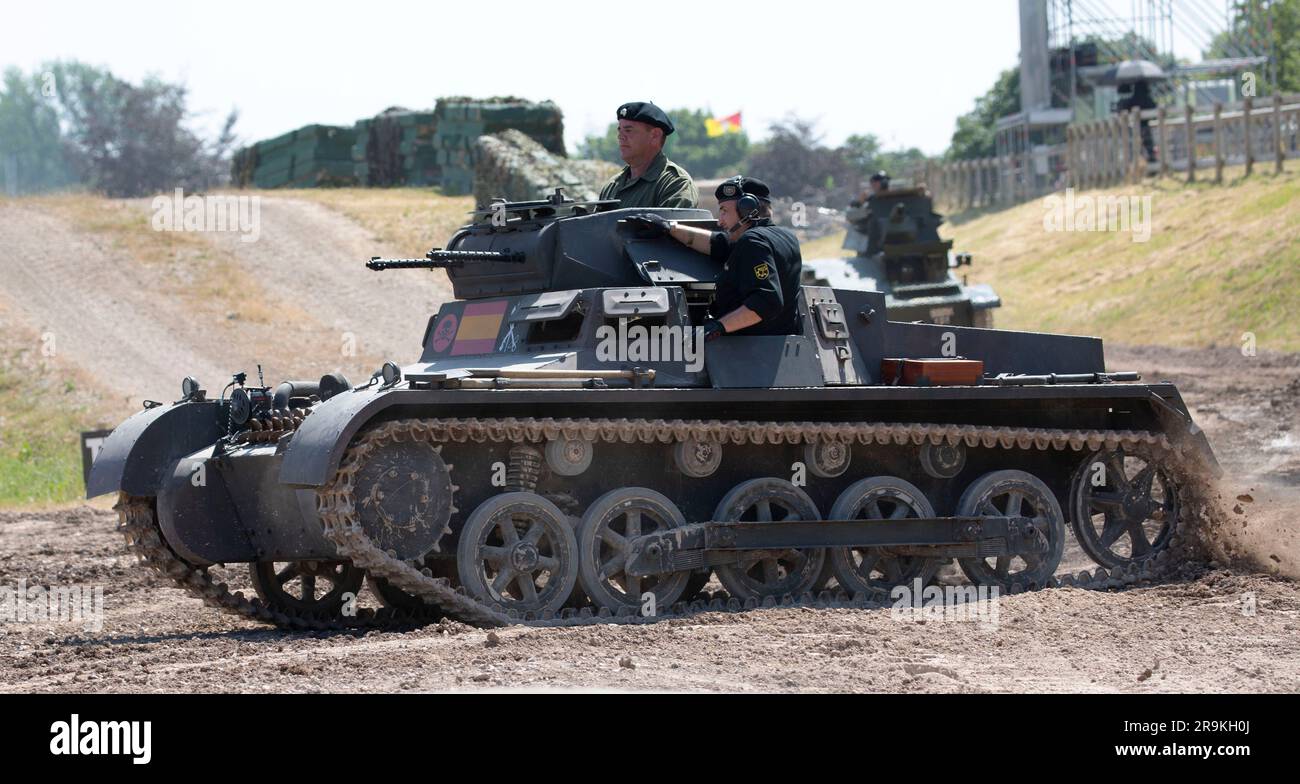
[705,112,742,138]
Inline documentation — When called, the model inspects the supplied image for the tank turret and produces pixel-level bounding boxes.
[371,189,721,300]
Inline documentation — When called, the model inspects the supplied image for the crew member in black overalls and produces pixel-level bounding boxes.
[627,176,802,340]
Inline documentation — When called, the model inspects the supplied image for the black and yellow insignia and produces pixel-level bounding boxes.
[754,263,771,280]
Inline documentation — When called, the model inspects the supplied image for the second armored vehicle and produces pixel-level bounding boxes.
[804,186,1001,327]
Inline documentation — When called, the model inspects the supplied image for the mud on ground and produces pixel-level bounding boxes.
[0,344,1296,693]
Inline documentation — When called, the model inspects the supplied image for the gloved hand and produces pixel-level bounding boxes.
[626,213,675,237]
[702,319,726,343]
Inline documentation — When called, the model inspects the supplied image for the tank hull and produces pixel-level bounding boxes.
[98,377,1212,570]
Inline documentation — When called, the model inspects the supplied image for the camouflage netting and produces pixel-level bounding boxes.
[473,130,619,208]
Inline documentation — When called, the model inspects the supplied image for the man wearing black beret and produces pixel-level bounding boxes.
[598,101,699,209]
[627,176,802,340]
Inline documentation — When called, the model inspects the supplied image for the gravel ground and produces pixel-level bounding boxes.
[1,345,1296,694]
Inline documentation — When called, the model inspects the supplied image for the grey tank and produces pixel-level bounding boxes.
[804,187,1000,328]
[84,190,1217,630]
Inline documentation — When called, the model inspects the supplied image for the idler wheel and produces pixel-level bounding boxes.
[354,439,455,561]
[249,560,365,617]
[577,487,690,613]
[456,493,578,615]
[713,478,826,600]
[956,470,1065,589]
[1069,447,1180,569]
[828,476,942,593]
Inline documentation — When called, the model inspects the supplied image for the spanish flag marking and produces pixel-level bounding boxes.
[450,300,508,356]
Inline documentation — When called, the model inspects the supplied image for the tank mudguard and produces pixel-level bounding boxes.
[85,401,225,499]
[1148,389,1221,477]
[278,385,401,488]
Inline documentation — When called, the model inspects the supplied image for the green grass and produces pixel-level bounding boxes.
[0,364,96,507]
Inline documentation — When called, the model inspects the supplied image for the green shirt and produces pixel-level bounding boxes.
[599,151,699,209]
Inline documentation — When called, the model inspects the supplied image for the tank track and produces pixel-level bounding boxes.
[115,495,441,632]
[308,417,1216,629]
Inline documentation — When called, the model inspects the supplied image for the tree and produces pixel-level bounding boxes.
[0,68,73,194]
[0,61,237,197]
[744,115,849,201]
[946,66,1020,161]
[839,132,926,184]
[839,133,883,176]
[577,107,750,179]
[1208,0,1300,93]
[48,61,237,197]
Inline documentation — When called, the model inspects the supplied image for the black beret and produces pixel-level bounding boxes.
[617,101,674,136]
[715,176,772,203]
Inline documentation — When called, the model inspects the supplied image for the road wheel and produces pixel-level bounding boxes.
[956,470,1065,589]
[577,488,690,614]
[713,478,825,601]
[249,560,364,617]
[828,476,942,594]
[1070,447,1180,569]
[456,493,578,616]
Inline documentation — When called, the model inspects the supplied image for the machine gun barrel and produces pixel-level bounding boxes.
[986,371,1142,386]
[367,249,527,271]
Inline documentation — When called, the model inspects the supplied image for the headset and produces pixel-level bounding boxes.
[723,176,764,224]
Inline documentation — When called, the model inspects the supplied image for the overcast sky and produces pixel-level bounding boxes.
[0,0,1214,156]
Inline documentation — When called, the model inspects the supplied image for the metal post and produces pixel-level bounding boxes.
[1184,103,1196,184]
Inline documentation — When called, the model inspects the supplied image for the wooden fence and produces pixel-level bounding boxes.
[912,93,1300,212]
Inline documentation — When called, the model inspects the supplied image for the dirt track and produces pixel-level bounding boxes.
[0,197,453,415]
[1,344,1297,693]
[0,197,1296,692]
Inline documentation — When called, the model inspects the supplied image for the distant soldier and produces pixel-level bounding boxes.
[628,177,801,339]
[850,170,890,208]
[845,171,890,253]
[1117,80,1158,162]
[599,101,699,209]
